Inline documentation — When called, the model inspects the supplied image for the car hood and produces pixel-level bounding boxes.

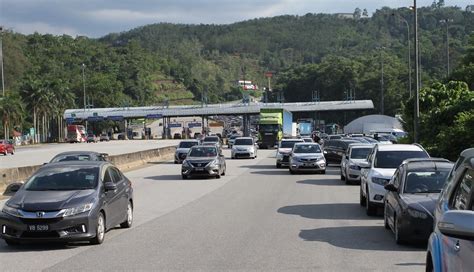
[176,148,190,153]
[233,145,254,150]
[278,148,293,154]
[7,189,96,211]
[371,168,396,179]
[292,153,324,159]
[400,193,439,217]
[185,157,216,163]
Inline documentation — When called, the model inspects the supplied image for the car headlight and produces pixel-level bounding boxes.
[349,164,361,170]
[2,205,23,217]
[372,177,389,186]
[276,152,283,159]
[407,208,428,219]
[210,159,219,166]
[61,203,93,217]
[182,160,191,167]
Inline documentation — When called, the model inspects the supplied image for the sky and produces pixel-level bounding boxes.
[1,0,472,37]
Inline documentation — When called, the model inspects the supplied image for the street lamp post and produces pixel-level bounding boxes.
[81,63,88,131]
[0,26,5,96]
[439,19,453,78]
[413,0,420,143]
[377,47,385,115]
[392,13,412,97]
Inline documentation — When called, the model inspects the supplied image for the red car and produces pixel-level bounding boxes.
[0,140,15,155]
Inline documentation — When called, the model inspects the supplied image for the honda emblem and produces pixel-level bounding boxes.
[36,211,45,218]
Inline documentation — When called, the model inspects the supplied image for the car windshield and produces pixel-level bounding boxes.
[293,145,321,153]
[24,166,99,191]
[350,148,372,159]
[189,147,217,157]
[179,141,198,148]
[374,151,429,168]
[404,170,450,194]
[259,124,279,132]
[203,137,219,142]
[234,139,253,145]
[280,141,302,148]
[329,135,342,140]
[50,154,92,162]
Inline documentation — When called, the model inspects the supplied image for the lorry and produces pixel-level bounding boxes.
[66,125,86,143]
[297,120,313,137]
[257,108,292,149]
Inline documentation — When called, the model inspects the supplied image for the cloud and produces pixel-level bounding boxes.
[8,22,82,36]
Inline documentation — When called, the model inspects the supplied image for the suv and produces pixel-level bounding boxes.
[426,148,474,272]
[276,139,304,168]
[360,144,429,215]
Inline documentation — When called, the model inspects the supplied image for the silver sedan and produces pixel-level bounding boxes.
[289,143,326,174]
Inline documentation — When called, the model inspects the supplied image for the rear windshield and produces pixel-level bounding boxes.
[189,147,217,157]
[280,141,303,148]
[234,139,253,145]
[179,141,198,148]
[350,148,372,159]
[404,170,450,193]
[24,166,99,191]
[293,145,321,154]
[51,154,92,162]
[374,151,429,168]
[303,138,313,143]
[203,137,219,142]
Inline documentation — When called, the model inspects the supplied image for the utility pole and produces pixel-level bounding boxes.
[413,0,420,143]
[0,26,5,96]
[377,47,385,115]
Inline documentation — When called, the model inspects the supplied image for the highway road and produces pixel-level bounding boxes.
[0,140,180,168]
[0,149,426,271]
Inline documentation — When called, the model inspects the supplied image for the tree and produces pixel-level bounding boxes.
[0,92,24,139]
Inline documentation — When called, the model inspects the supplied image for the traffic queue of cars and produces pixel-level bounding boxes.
[0,151,133,246]
[328,139,474,271]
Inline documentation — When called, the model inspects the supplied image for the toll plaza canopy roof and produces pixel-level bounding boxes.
[64,100,374,120]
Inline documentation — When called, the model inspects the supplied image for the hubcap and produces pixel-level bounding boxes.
[97,215,105,241]
[127,204,133,225]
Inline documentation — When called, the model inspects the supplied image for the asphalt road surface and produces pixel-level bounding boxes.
[0,140,180,168]
[0,149,426,271]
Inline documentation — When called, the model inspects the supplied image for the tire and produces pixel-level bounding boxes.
[360,186,366,207]
[289,169,295,174]
[120,202,133,228]
[10,149,14,155]
[182,175,188,180]
[394,216,405,244]
[221,165,226,176]
[216,174,221,179]
[3,151,7,156]
[384,205,390,229]
[4,239,19,246]
[276,163,281,169]
[340,169,346,181]
[90,212,105,245]
[365,187,377,216]
[426,254,434,272]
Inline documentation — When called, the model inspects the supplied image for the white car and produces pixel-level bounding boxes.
[174,140,200,163]
[340,144,374,184]
[359,144,429,216]
[231,137,257,159]
[276,139,304,168]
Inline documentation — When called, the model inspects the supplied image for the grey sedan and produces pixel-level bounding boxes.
[181,146,226,179]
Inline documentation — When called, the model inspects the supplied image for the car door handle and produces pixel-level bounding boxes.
[454,240,460,252]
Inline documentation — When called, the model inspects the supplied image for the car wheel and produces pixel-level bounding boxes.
[276,163,281,169]
[182,175,188,180]
[384,205,390,230]
[120,202,133,228]
[359,186,366,206]
[10,149,14,155]
[216,174,221,179]
[340,170,345,181]
[4,239,19,246]
[365,187,377,216]
[3,151,7,156]
[394,216,404,244]
[174,161,178,164]
[90,212,105,245]
[426,254,434,272]
[289,168,295,174]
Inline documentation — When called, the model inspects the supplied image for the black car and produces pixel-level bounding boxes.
[49,151,109,163]
[181,146,226,179]
[323,139,360,164]
[0,161,133,245]
[384,158,453,244]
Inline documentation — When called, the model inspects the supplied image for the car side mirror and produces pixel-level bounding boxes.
[384,183,398,192]
[4,182,23,196]
[104,182,117,191]
[323,150,328,154]
[359,162,371,168]
[438,210,474,239]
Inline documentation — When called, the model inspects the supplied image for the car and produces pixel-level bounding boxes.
[0,161,133,245]
[175,140,200,164]
[231,137,257,159]
[289,143,326,174]
[181,146,226,179]
[202,136,221,149]
[49,151,109,163]
[276,138,304,168]
[322,139,360,165]
[328,135,343,140]
[86,134,98,143]
[383,158,453,244]
[99,133,110,142]
[173,133,182,139]
[117,133,126,140]
[0,139,15,155]
[227,135,239,148]
[340,144,374,184]
[426,148,474,272]
[360,144,430,216]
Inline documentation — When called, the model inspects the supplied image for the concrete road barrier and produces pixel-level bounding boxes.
[0,145,177,194]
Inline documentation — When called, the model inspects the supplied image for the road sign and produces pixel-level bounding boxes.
[169,123,182,128]
[107,115,124,121]
[264,71,273,78]
[188,122,202,128]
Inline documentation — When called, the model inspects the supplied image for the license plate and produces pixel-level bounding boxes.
[304,163,313,167]
[28,225,49,231]
[195,167,204,171]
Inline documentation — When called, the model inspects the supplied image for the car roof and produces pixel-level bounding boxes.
[53,151,101,156]
[349,143,374,148]
[404,159,454,171]
[376,144,424,152]
[281,139,304,142]
[235,137,253,140]
[294,142,320,146]
[41,160,110,169]
[460,148,474,158]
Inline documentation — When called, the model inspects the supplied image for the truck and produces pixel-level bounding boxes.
[257,108,292,149]
[297,120,313,137]
[66,125,86,143]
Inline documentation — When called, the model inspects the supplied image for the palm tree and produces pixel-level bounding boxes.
[0,92,24,139]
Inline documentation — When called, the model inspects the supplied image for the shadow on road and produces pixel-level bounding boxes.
[278,203,378,220]
[250,170,290,175]
[239,164,274,170]
[0,241,90,253]
[299,226,426,251]
[297,179,346,186]
[144,175,183,181]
